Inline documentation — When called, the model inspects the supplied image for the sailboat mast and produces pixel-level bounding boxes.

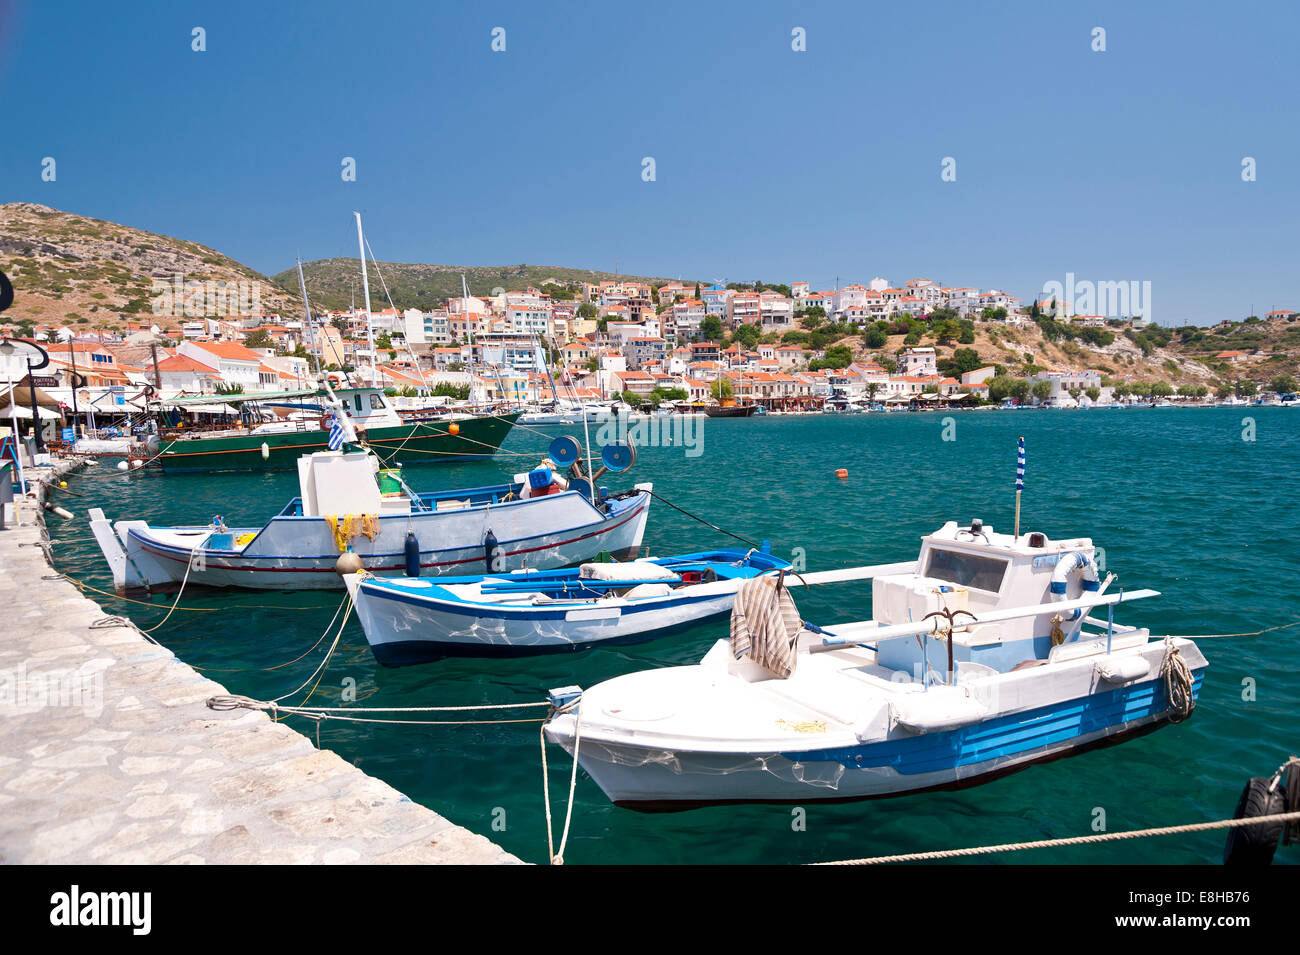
[295,256,322,376]
[354,212,377,387]
[462,274,476,406]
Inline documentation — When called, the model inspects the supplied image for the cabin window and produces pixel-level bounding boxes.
[370,394,384,411]
[925,548,1008,593]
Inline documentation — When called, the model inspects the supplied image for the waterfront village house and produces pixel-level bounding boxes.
[701,287,731,317]
[656,283,692,305]
[728,292,761,328]
[759,292,795,330]
[1030,370,1104,401]
[624,337,668,370]
[178,340,273,390]
[595,351,627,398]
[898,346,938,377]
[611,369,655,401]
[315,325,349,368]
[961,366,997,387]
[667,300,705,340]
[688,360,723,382]
[41,342,134,389]
[152,354,224,394]
[259,353,313,385]
[429,347,465,370]
[791,281,810,300]
[775,345,805,369]
[689,341,721,364]
[562,339,595,366]
[887,375,945,398]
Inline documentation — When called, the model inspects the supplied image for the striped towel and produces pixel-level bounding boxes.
[730,573,802,679]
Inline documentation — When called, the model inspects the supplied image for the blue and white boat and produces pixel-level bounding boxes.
[545,519,1208,808]
[88,447,651,592]
[344,548,793,665]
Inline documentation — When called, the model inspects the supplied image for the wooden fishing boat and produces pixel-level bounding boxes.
[88,446,651,592]
[151,386,517,472]
[343,548,792,665]
[545,519,1207,808]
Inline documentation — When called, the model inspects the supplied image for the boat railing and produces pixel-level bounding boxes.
[161,418,326,440]
[809,588,1161,653]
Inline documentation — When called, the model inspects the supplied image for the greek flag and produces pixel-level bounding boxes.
[1015,436,1026,491]
[328,414,346,451]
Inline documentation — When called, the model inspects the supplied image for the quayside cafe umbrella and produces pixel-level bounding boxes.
[1,381,62,420]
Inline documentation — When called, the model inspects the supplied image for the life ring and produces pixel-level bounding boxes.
[1050,551,1100,620]
[325,372,345,388]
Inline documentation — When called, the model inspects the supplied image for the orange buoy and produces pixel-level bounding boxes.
[835,468,848,479]
[449,422,460,435]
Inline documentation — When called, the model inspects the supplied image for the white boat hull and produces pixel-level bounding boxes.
[545,636,1207,807]
[90,487,652,592]
[352,579,739,664]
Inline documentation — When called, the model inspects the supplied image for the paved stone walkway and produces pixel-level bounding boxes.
[0,464,520,864]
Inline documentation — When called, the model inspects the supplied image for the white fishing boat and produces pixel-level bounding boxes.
[343,548,792,665]
[545,519,1207,808]
[88,442,651,592]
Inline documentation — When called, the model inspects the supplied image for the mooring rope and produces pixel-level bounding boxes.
[540,700,582,866]
[644,489,762,548]
[813,810,1300,865]
[1160,634,1196,722]
[138,553,195,634]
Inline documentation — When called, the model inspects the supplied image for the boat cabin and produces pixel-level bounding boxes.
[296,450,414,517]
[334,387,403,429]
[868,520,1104,676]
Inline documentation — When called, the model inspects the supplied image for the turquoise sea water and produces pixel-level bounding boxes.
[44,408,1300,865]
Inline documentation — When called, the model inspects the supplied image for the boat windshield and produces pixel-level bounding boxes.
[924,548,1008,593]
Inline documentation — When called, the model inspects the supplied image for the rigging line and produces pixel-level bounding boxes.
[644,489,761,548]
[814,810,1300,866]
[1175,619,1300,639]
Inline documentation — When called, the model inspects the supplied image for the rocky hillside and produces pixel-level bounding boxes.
[0,203,302,333]
[273,258,683,312]
[837,317,1293,387]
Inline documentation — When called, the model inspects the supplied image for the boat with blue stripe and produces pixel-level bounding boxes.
[545,519,1209,808]
[344,548,793,665]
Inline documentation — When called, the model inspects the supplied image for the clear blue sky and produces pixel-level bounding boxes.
[2,0,1296,324]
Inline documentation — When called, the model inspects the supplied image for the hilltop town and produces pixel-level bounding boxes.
[2,203,1298,409]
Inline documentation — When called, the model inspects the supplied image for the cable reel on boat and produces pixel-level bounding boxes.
[548,436,581,468]
[549,436,636,501]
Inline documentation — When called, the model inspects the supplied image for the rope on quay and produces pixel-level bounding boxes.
[540,699,582,866]
[644,489,762,549]
[51,570,335,613]
[812,810,1300,866]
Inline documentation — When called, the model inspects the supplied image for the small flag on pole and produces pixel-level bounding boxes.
[1014,435,1024,540]
[328,414,346,451]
